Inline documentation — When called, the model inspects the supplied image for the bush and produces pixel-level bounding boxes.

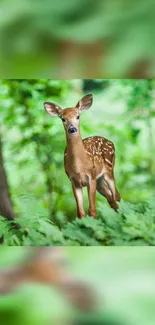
[1,197,155,246]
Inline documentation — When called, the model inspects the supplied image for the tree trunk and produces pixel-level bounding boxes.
[0,135,14,220]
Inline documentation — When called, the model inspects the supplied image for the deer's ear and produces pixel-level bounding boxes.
[44,102,62,117]
[76,94,93,112]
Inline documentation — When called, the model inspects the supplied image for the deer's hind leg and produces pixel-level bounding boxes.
[97,176,120,211]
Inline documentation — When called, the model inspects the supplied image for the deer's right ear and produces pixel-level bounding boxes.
[76,94,93,112]
[44,102,62,117]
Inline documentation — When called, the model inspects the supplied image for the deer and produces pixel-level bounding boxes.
[0,248,95,311]
[44,94,120,219]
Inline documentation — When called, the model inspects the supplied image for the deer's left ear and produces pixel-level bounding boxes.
[76,94,93,112]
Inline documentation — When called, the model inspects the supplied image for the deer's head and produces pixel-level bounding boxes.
[44,94,93,136]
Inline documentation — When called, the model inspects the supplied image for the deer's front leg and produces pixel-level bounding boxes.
[72,183,86,218]
[87,178,97,218]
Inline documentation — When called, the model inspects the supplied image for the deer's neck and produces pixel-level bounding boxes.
[66,133,85,158]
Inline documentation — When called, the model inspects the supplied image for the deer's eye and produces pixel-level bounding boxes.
[76,115,80,120]
[62,118,66,122]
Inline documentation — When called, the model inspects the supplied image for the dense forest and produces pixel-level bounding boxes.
[0,79,155,245]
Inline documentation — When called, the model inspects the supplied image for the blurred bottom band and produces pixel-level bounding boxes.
[0,247,155,325]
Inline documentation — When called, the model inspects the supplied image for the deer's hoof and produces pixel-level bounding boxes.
[88,210,97,219]
[77,214,86,219]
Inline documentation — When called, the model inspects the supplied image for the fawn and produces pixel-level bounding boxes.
[0,248,94,311]
[44,94,120,219]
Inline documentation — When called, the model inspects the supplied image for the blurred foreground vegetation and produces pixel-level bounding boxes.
[0,79,155,245]
[1,197,155,246]
[0,247,155,325]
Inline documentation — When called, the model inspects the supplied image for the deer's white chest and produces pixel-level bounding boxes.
[64,154,90,187]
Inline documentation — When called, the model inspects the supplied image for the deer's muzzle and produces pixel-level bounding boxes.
[68,126,77,134]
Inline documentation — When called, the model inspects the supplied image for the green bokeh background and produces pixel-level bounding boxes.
[0,0,155,77]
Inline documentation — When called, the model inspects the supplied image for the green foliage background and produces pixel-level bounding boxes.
[0,0,155,77]
[0,79,155,245]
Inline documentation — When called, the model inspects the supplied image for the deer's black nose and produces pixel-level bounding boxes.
[68,126,77,134]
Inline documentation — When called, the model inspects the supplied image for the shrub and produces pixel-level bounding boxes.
[1,197,155,246]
